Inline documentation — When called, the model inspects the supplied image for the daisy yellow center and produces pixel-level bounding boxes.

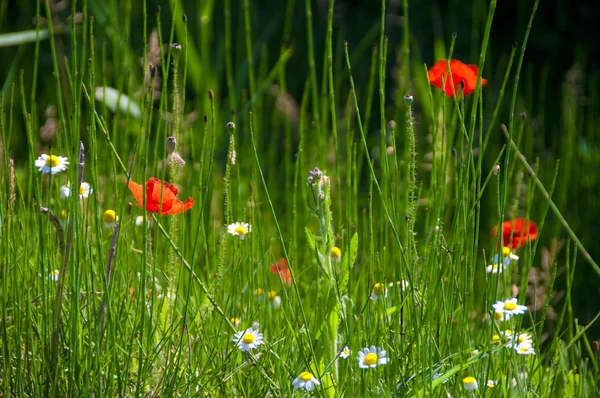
[364,352,378,366]
[519,346,529,353]
[518,335,527,343]
[241,333,255,344]
[235,226,246,235]
[103,210,116,223]
[492,264,499,271]
[373,283,385,295]
[463,376,476,384]
[504,301,517,310]
[494,311,504,320]
[80,185,86,195]
[254,288,264,296]
[502,247,511,257]
[492,334,500,341]
[299,372,313,381]
[230,317,240,324]
[45,155,59,167]
[331,246,341,259]
[268,290,277,300]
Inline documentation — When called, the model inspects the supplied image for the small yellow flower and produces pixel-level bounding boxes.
[369,283,387,300]
[103,209,118,228]
[463,376,478,390]
[331,246,342,261]
[230,317,241,327]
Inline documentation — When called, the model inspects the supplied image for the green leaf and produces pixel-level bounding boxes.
[94,87,141,119]
[0,29,50,48]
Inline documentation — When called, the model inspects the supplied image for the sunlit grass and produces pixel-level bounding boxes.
[0,0,599,396]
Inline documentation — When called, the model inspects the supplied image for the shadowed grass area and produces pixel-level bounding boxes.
[1,0,599,396]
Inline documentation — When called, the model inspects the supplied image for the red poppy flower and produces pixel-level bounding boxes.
[428,59,487,97]
[491,218,538,249]
[128,178,194,215]
[270,258,292,285]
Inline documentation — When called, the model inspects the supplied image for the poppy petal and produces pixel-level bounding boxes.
[491,218,538,249]
[128,180,144,208]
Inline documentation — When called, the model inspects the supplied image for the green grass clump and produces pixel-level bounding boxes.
[1,0,599,396]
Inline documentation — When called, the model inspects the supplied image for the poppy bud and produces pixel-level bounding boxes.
[166,136,177,154]
[209,89,214,100]
[203,115,208,123]
[226,122,235,129]
[519,112,527,120]
[403,94,413,105]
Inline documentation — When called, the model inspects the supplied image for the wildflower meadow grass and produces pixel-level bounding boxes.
[1,0,599,396]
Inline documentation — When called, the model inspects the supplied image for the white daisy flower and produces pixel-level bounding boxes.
[463,376,478,390]
[339,346,351,359]
[369,283,387,301]
[292,371,320,391]
[492,298,527,316]
[60,182,93,199]
[232,327,263,352]
[135,215,151,227]
[103,209,118,228]
[486,263,507,274]
[357,346,388,369]
[513,332,533,347]
[268,291,282,308]
[515,343,535,355]
[227,222,251,240]
[47,269,60,281]
[35,154,69,174]
[491,246,519,267]
[487,380,498,388]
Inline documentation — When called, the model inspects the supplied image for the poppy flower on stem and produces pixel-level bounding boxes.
[428,59,487,97]
[128,178,194,215]
[270,258,292,285]
[491,217,538,249]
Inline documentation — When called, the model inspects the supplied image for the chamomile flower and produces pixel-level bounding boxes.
[35,154,69,174]
[227,222,251,240]
[103,209,118,228]
[135,215,151,227]
[292,372,320,392]
[331,246,342,262]
[514,332,533,347]
[515,344,535,355]
[232,327,263,352]
[230,317,241,328]
[463,376,478,390]
[491,246,520,267]
[486,262,507,274]
[369,283,387,301]
[339,346,351,359]
[268,290,282,308]
[60,182,93,199]
[357,346,388,369]
[487,380,498,388]
[492,298,527,316]
[47,269,60,281]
